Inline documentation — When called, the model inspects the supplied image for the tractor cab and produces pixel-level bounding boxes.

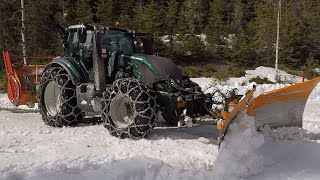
[65,24,153,59]
[64,24,154,84]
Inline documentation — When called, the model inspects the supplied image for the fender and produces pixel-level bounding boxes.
[43,56,89,85]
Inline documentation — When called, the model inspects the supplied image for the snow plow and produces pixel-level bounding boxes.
[1,51,54,107]
[217,77,320,144]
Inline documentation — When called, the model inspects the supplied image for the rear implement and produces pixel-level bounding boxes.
[2,51,51,107]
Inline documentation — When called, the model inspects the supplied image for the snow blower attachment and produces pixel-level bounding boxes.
[2,51,51,107]
[217,77,320,145]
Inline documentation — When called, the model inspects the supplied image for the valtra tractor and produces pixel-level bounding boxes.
[2,24,320,143]
[36,24,215,139]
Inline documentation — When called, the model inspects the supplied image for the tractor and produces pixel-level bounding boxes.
[37,24,213,139]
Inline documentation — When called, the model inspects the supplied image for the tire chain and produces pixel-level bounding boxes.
[38,67,83,127]
[102,78,158,139]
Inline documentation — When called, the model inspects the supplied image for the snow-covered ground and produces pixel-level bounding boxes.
[0,66,319,180]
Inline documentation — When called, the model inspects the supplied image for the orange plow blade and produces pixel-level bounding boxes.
[216,78,320,145]
[247,77,320,129]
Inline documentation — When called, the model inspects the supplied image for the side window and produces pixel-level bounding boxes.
[66,30,93,56]
[66,32,75,55]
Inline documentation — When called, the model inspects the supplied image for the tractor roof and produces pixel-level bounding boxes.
[67,24,150,36]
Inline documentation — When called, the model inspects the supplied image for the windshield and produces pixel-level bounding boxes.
[99,30,134,53]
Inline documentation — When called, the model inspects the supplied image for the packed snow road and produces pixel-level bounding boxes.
[0,111,219,179]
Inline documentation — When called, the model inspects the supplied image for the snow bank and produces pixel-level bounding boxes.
[213,112,264,180]
[192,66,303,94]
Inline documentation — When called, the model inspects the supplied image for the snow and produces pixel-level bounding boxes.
[213,112,264,180]
[0,66,320,179]
[0,94,38,111]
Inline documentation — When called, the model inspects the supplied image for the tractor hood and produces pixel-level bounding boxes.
[132,54,184,86]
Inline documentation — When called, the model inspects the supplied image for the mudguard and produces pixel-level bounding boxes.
[44,56,89,85]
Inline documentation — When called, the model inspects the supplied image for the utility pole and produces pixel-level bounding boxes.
[275,0,281,78]
[21,0,27,65]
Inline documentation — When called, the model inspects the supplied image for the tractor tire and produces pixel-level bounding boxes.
[102,78,158,139]
[37,66,83,127]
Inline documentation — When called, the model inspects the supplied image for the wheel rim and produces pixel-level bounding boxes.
[110,94,134,128]
[44,81,62,116]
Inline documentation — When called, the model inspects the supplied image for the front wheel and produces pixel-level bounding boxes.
[37,66,83,127]
[102,78,158,139]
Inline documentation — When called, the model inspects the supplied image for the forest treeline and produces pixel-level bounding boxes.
[1,0,320,75]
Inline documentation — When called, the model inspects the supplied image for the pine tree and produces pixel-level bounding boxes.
[75,0,93,24]
[138,0,162,34]
[96,0,114,26]
[180,0,205,34]
[117,0,136,29]
[165,0,179,37]
[164,0,179,48]
[25,0,65,56]
[205,0,227,56]
[230,0,258,68]
[253,0,277,66]
[0,0,21,53]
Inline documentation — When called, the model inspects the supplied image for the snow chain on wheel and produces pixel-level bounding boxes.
[102,78,158,139]
[37,66,83,127]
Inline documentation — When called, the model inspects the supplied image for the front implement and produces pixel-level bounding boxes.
[216,77,320,145]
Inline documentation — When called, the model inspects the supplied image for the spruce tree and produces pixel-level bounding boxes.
[75,0,93,24]
[253,0,277,66]
[96,0,115,26]
[139,0,162,34]
[205,0,227,56]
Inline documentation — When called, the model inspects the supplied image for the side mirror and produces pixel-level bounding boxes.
[140,37,153,55]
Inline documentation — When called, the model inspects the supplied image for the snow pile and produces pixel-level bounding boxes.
[246,66,303,83]
[228,66,303,84]
[213,112,264,180]
[260,125,307,141]
[193,66,303,94]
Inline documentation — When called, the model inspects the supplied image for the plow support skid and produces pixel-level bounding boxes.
[247,77,320,129]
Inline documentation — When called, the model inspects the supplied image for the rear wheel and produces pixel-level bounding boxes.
[37,66,83,126]
[102,78,158,139]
